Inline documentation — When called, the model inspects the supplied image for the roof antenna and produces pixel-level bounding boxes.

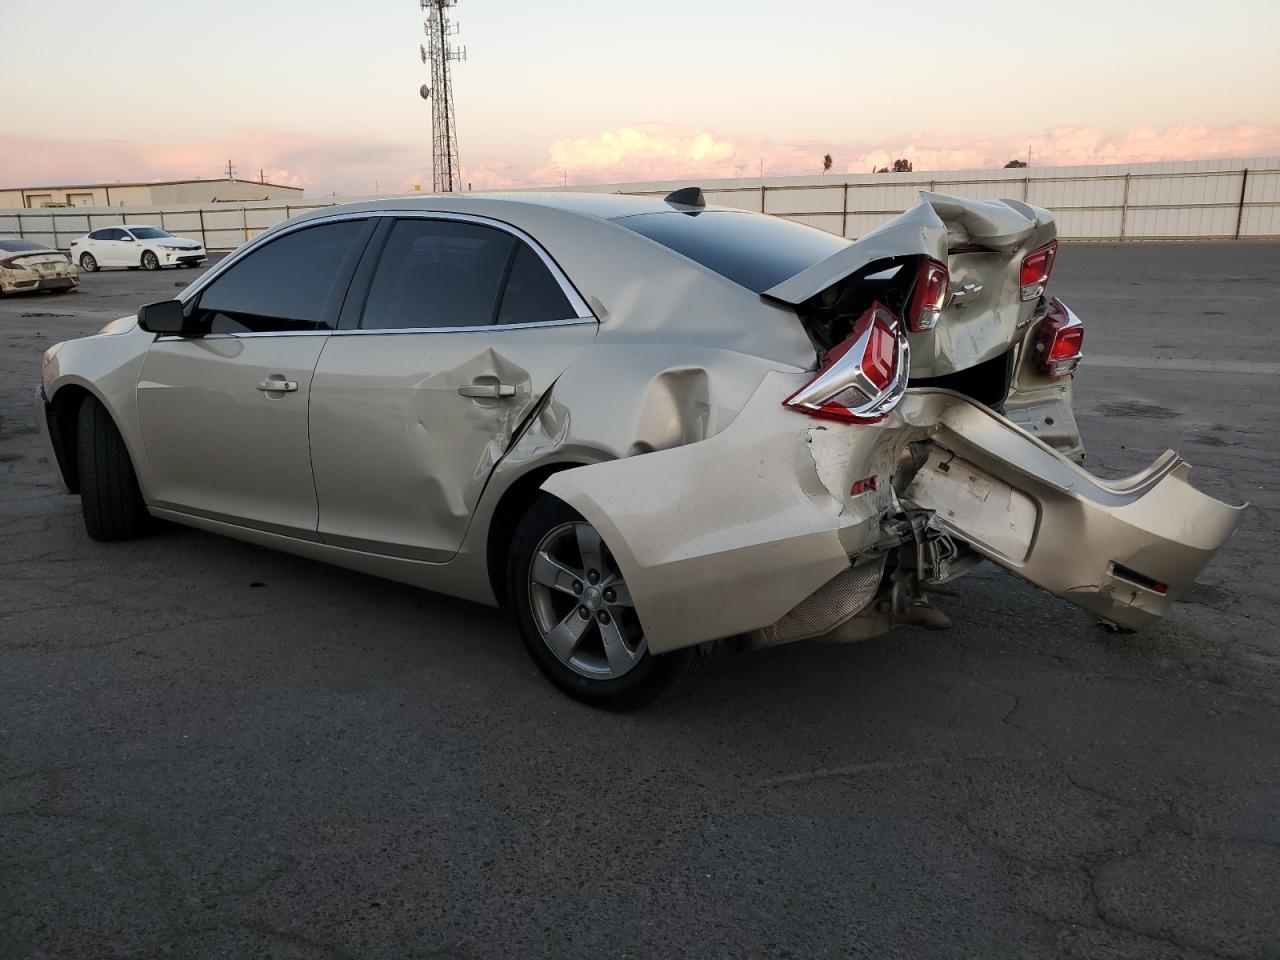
[664,186,705,208]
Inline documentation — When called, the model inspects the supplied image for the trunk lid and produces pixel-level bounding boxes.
[764,192,1058,378]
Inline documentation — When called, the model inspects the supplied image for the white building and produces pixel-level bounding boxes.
[0,178,303,209]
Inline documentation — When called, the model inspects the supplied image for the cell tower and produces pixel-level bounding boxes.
[418,0,465,192]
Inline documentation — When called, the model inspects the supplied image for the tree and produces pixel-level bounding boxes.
[822,153,833,174]
[877,158,913,173]
[1004,159,1027,168]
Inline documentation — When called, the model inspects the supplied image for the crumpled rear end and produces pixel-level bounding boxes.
[542,374,1245,653]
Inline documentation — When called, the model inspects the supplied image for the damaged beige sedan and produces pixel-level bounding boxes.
[37,190,1244,707]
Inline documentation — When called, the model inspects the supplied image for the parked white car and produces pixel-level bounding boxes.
[69,225,206,272]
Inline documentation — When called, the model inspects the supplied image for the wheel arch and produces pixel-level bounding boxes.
[484,459,607,606]
[45,379,138,495]
[44,382,97,492]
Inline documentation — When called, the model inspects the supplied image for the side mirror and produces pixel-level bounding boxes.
[119,235,134,242]
[137,299,188,335]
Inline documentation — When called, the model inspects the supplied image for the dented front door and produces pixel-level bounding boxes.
[308,322,595,561]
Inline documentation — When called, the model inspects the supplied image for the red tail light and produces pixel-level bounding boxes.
[784,303,909,423]
[906,259,949,331]
[1019,240,1057,301]
[1035,297,1084,377]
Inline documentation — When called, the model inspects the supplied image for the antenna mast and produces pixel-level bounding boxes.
[419,0,465,193]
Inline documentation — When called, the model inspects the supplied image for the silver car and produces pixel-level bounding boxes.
[36,190,1244,707]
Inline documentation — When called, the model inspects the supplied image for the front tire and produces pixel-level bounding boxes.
[507,494,709,709]
[141,250,160,271]
[79,252,98,272]
[76,397,150,541]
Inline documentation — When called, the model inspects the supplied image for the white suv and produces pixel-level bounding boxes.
[70,225,206,272]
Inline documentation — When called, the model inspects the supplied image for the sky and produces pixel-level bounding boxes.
[3,0,1279,195]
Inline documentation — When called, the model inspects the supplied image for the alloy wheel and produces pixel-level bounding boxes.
[527,521,645,680]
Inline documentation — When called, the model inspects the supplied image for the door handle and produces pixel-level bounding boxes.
[257,378,299,393]
[458,381,516,399]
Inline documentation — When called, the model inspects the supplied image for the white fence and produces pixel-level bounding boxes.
[3,157,1277,252]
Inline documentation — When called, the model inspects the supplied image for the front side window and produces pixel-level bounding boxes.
[193,219,367,334]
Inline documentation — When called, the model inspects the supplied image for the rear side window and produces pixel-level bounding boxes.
[361,219,516,330]
[91,228,121,240]
[613,210,849,293]
[194,219,367,333]
[496,244,574,325]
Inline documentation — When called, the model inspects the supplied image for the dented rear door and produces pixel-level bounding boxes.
[308,215,596,561]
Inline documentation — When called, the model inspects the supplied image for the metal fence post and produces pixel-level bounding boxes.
[198,209,207,251]
[242,206,249,245]
[1119,174,1131,240]
[1023,177,1030,201]
[761,185,767,213]
[16,212,23,239]
[1235,168,1250,240]
[841,183,849,238]
[52,214,60,251]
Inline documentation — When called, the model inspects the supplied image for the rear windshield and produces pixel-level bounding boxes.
[612,210,848,293]
[0,238,47,253]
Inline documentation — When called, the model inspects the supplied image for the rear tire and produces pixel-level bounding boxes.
[507,494,711,710]
[76,397,150,541]
[79,252,98,272]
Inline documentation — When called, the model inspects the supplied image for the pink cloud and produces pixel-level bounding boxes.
[467,123,1280,188]
[5,123,1278,198]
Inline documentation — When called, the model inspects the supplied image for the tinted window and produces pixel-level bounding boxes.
[0,238,46,253]
[128,226,171,239]
[91,228,121,241]
[614,210,849,293]
[361,219,515,330]
[195,219,366,333]
[496,244,574,325]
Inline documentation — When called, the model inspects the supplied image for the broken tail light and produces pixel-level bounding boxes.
[784,302,909,423]
[1034,297,1084,378]
[906,259,950,331]
[1019,240,1058,301]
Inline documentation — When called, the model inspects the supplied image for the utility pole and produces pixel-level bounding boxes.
[225,159,236,181]
[418,0,465,192]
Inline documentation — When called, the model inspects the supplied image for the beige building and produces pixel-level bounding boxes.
[0,178,304,209]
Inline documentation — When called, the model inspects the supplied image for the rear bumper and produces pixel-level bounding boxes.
[2,272,78,293]
[542,376,1244,652]
[899,391,1245,630]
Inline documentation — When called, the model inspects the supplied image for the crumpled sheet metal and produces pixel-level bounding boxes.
[543,380,1246,653]
[541,370,894,654]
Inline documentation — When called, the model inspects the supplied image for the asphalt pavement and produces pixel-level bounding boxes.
[1,242,1278,959]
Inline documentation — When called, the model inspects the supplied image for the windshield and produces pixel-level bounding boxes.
[0,238,49,253]
[128,227,172,240]
[612,210,849,293]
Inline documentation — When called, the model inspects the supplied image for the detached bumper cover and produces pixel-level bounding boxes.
[898,391,1246,630]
